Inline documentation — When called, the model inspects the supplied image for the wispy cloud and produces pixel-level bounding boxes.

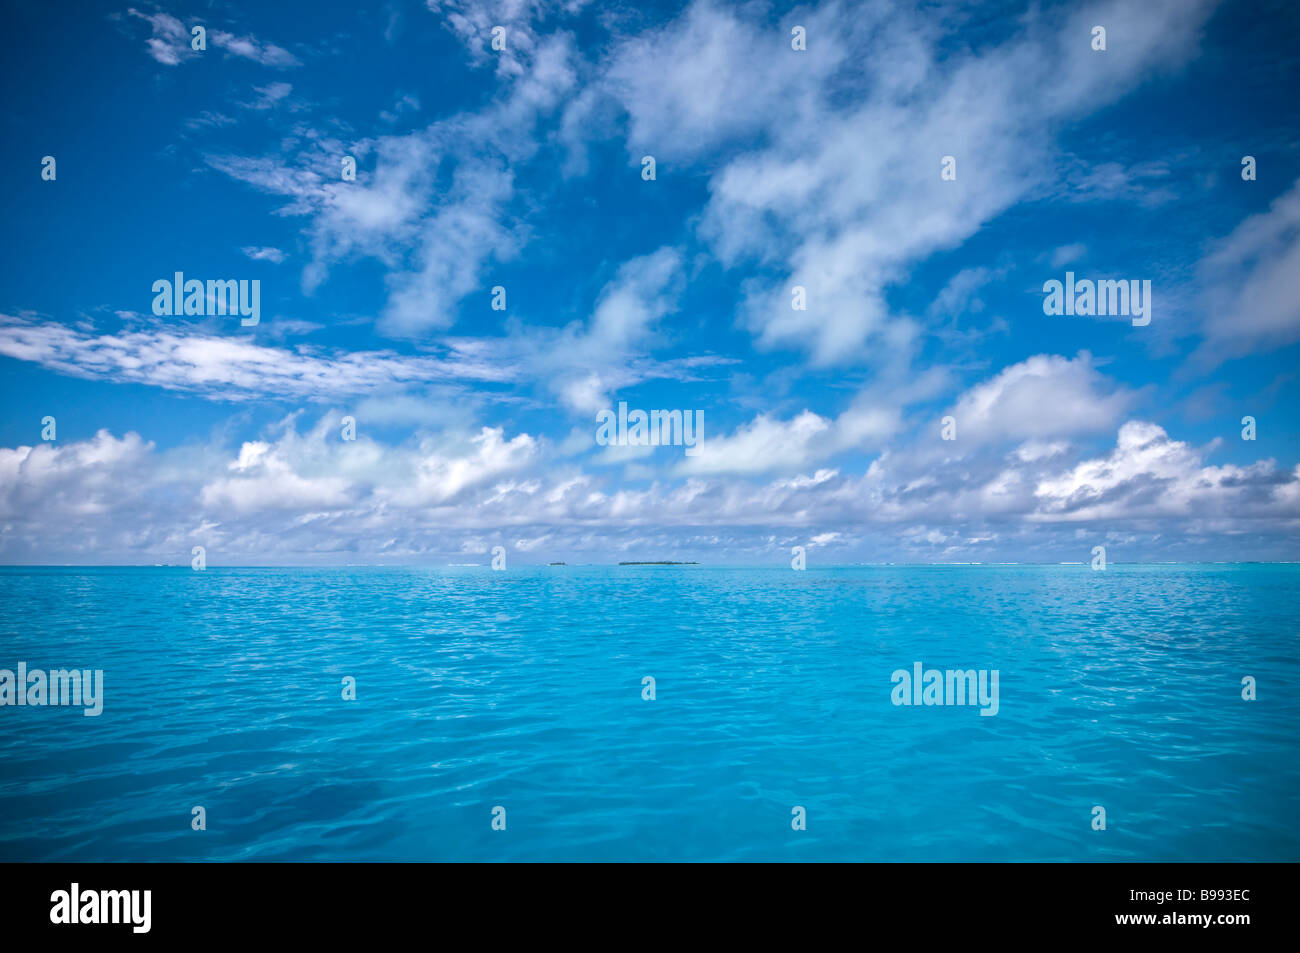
[1195,175,1300,363]
[0,315,517,401]
[5,0,1296,566]
[125,8,299,67]
[241,246,287,263]
[581,0,1215,366]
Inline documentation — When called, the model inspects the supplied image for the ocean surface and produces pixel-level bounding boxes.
[0,564,1296,862]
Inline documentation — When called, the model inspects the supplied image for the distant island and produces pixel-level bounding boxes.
[549,562,566,566]
[618,561,699,565]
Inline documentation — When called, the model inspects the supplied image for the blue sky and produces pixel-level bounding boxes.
[2,0,1299,565]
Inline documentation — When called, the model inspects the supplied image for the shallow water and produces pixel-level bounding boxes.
[1,564,1296,861]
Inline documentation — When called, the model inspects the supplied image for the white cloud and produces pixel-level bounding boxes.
[426,0,572,76]
[243,82,294,110]
[377,160,519,336]
[927,267,1000,319]
[947,352,1134,444]
[1050,243,1087,268]
[29,0,1292,567]
[1057,158,1177,206]
[679,398,900,477]
[1196,175,1300,362]
[210,31,299,68]
[1033,421,1285,522]
[1,410,1297,564]
[126,8,191,66]
[521,247,687,414]
[207,32,579,337]
[681,410,830,476]
[0,315,516,401]
[241,246,287,263]
[125,10,299,67]
[589,0,1215,366]
[378,426,539,506]
[201,439,353,512]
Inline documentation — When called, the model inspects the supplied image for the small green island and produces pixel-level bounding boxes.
[617,561,700,565]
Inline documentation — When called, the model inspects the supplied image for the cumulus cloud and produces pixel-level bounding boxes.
[5,405,1292,565]
[23,0,1289,567]
[201,438,354,512]
[0,430,156,519]
[1033,421,1287,522]
[679,400,901,477]
[681,410,831,477]
[945,352,1135,445]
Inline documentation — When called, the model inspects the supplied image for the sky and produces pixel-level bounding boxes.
[1,0,1299,565]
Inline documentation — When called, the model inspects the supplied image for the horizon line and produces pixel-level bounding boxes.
[1,561,1298,569]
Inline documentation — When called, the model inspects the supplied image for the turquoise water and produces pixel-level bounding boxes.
[0,564,1296,861]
